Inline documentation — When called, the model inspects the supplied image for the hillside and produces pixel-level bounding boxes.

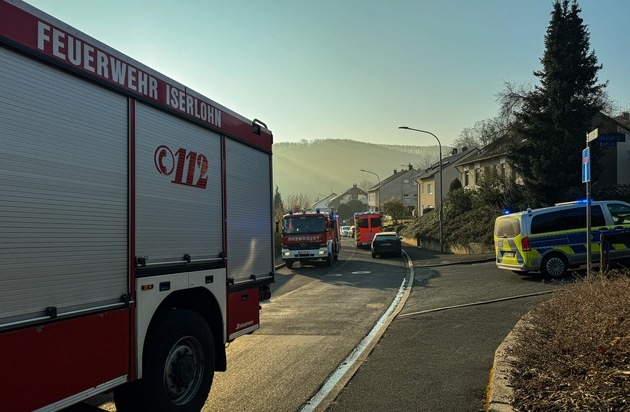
[272,139,445,202]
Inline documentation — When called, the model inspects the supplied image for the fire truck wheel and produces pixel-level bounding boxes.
[120,309,215,412]
[326,253,333,266]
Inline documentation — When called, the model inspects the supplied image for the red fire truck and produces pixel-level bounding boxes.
[0,1,275,411]
[354,211,384,247]
[281,208,340,268]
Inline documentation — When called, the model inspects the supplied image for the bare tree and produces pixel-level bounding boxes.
[357,179,376,191]
[285,193,311,212]
[454,82,534,150]
[497,81,531,123]
[454,117,508,149]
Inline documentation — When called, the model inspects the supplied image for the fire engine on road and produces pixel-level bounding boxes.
[281,209,341,268]
[0,1,274,411]
[354,211,384,247]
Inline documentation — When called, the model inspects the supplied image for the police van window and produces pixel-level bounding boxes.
[591,206,606,227]
[494,217,520,238]
[607,203,630,225]
[531,211,565,234]
[564,206,606,230]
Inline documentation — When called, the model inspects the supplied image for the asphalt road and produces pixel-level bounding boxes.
[67,238,570,411]
[71,237,406,412]
[202,238,406,411]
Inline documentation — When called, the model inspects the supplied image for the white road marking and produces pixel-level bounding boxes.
[299,252,415,412]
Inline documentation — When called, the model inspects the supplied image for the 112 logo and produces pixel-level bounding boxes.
[154,145,208,189]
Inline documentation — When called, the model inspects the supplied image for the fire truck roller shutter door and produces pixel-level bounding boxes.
[225,140,273,284]
[0,47,128,325]
[134,102,223,265]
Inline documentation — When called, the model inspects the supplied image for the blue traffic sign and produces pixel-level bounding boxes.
[582,147,590,183]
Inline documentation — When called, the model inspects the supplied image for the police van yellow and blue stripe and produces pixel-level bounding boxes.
[494,200,630,278]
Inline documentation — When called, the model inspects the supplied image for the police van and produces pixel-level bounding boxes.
[494,200,630,278]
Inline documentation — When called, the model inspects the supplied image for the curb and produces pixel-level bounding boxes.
[486,314,532,412]
[303,250,416,412]
[413,257,496,268]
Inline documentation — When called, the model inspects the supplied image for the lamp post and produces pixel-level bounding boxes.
[398,126,443,253]
[360,169,381,211]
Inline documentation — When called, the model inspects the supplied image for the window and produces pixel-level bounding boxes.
[370,217,382,228]
[607,203,630,225]
[420,184,424,194]
[283,216,325,234]
[464,170,469,186]
[428,184,433,194]
[564,206,605,229]
[532,206,608,234]
[494,217,520,238]
[531,211,566,234]
[357,218,369,228]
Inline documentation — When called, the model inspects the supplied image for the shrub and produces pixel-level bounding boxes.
[509,272,630,411]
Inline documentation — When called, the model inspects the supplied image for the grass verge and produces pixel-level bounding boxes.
[508,270,630,411]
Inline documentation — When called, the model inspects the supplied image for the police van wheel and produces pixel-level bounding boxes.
[541,254,568,278]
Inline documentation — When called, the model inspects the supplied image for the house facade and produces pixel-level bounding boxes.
[328,184,368,209]
[416,147,479,215]
[454,112,630,192]
[454,138,517,191]
[311,193,337,210]
[366,164,419,213]
[592,111,630,186]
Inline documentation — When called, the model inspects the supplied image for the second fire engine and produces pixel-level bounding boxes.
[281,209,341,268]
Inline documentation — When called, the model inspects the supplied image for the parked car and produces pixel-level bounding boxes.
[371,232,402,258]
[348,226,355,238]
[340,225,351,237]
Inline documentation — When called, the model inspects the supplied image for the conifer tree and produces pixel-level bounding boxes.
[273,186,284,223]
[509,0,607,206]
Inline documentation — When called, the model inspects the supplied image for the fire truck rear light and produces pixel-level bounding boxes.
[141,284,154,291]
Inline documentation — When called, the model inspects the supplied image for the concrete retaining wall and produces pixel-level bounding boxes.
[401,236,494,255]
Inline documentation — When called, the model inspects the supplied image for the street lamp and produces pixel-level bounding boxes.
[398,126,443,253]
[360,169,381,211]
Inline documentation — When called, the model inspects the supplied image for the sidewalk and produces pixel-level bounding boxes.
[403,245,495,267]
[402,246,516,412]
[404,246,517,412]
[326,245,523,412]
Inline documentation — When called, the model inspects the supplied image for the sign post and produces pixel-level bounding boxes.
[582,145,592,277]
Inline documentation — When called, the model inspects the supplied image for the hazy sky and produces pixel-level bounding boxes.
[26,0,630,147]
